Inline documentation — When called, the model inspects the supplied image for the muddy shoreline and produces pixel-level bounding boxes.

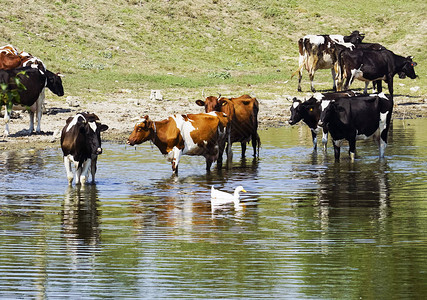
[0,94,426,151]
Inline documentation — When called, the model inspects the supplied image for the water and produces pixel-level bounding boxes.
[1,118,427,299]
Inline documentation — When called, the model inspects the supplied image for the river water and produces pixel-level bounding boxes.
[0,118,426,299]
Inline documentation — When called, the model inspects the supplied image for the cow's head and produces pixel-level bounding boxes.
[289,98,302,125]
[216,97,235,121]
[290,97,321,127]
[345,30,365,44]
[63,113,108,157]
[45,69,64,96]
[195,96,219,112]
[127,115,154,146]
[399,56,417,79]
[83,113,109,156]
[318,100,335,128]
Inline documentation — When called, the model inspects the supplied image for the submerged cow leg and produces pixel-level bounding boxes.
[79,159,92,185]
[333,143,341,161]
[91,156,98,184]
[63,156,74,184]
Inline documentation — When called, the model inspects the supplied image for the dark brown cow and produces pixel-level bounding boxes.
[61,113,109,185]
[127,112,229,175]
[195,94,260,160]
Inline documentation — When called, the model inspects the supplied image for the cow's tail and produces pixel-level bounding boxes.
[291,63,305,79]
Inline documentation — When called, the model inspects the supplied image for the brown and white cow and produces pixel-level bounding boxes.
[127,112,229,175]
[195,94,260,160]
[0,44,46,71]
[61,113,109,185]
[293,31,365,92]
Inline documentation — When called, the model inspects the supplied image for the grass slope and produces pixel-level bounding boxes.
[0,0,425,102]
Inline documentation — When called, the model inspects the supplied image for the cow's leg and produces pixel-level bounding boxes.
[35,88,45,133]
[252,133,260,157]
[309,72,316,93]
[387,78,394,100]
[297,55,304,92]
[80,159,91,184]
[331,68,337,91]
[74,161,82,185]
[364,82,369,94]
[170,147,182,175]
[63,156,74,185]
[311,129,318,151]
[322,130,328,152]
[379,111,390,158]
[206,158,213,172]
[3,106,10,136]
[377,81,383,93]
[333,141,341,161]
[90,156,98,184]
[28,110,35,134]
[348,138,356,162]
[241,142,247,158]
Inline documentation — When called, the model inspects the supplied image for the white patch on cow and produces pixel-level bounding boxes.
[322,131,328,145]
[292,101,300,109]
[313,93,324,101]
[329,35,345,44]
[333,139,345,147]
[378,92,388,100]
[379,111,389,157]
[205,111,218,116]
[66,114,86,132]
[321,100,331,111]
[89,121,97,133]
[305,35,325,45]
[172,115,199,155]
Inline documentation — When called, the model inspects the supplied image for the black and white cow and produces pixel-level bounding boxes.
[0,66,64,135]
[318,93,393,161]
[289,91,357,151]
[294,31,365,92]
[337,48,417,98]
[61,113,108,185]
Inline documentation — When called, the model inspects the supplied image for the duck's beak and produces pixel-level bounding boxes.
[242,189,247,193]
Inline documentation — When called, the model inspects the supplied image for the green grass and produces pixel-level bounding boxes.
[0,0,425,101]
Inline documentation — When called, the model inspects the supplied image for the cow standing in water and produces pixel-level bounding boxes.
[61,113,109,185]
[195,94,260,161]
[318,93,393,161]
[127,112,229,175]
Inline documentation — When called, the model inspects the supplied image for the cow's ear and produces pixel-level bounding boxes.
[99,124,109,132]
[65,116,74,125]
[195,100,205,106]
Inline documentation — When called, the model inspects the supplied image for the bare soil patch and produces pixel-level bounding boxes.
[1,93,426,151]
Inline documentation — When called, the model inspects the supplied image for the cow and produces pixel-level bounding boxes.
[0,67,64,135]
[337,47,417,98]
[293,31,365,92]
[0,44,46,71]
[195,94,260,160]
[318,93,393,161]
[127,112,229,175]
[61,112,109,185]
[289,91,357,151]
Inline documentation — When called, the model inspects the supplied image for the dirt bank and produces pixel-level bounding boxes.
[1,93,426,151]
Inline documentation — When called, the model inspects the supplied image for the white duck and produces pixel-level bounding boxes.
[210,185,247,206]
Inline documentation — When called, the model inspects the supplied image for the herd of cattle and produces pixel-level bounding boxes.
[0,31,418,184]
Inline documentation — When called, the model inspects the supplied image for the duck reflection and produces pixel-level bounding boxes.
[62,185,100,247]
[130,171,259,236]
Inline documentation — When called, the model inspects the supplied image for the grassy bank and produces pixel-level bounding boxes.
[0,0,425,102]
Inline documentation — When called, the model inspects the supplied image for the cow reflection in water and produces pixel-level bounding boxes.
[62,185,100,249]
[315,162,390,230]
